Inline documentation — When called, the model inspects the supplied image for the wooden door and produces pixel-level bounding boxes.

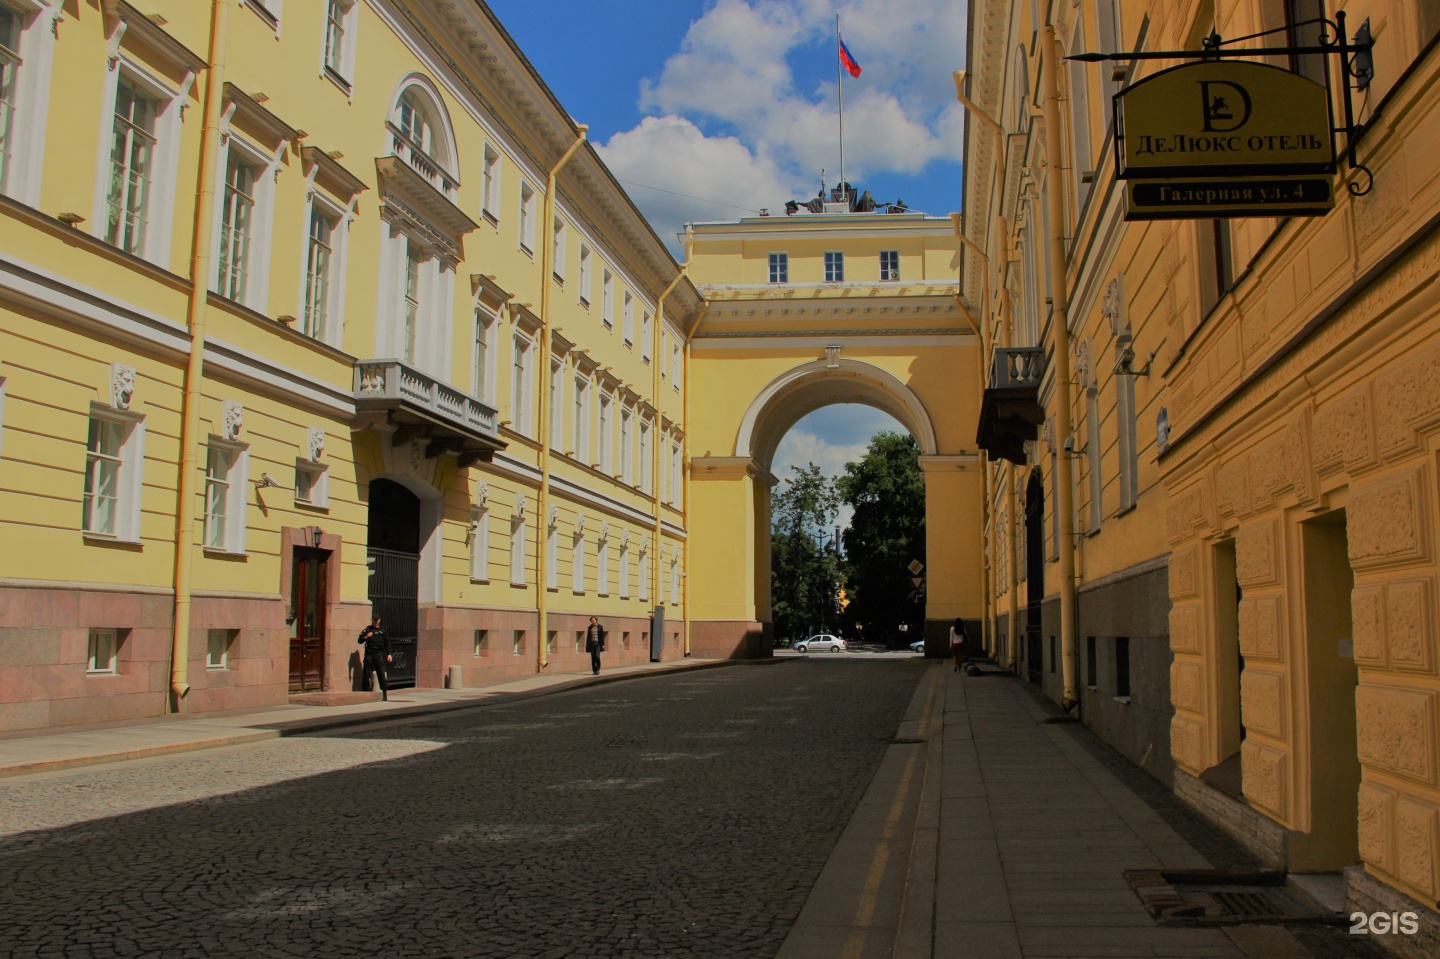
[289,548,328,692]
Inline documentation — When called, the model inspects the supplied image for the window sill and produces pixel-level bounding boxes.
[509,581,528,588]
[553,272,564,285]
[579,298,590,309]
[470,577,489,585]
[83,532,142,548]
[1116,504,1137,517]
[519,244,534,259]
[295,500,330,512]
[207,664,228,671]
[1114,696,1131,706]
[482,210,498,228]
[86,669,118,677]
[203,547,249,559]
[244,0,279,30]
[323,66,353,98]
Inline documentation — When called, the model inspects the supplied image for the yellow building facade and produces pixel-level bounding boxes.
[966,0,1440,950]
[0,0,696,729]
[684,200,983,656]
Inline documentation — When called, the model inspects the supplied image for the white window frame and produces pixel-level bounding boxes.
[639,547,650,602]
[0,0,59,206]
[552,217,566,282]
[597,392,612,472]
[206,628,233,669]
[549,357,563,444]
[469,505,490,582]
[474,629,489,657]
[87,628,120,675]
[473,306,497,403]
[512,630,524,656]
[880,249,900,281]
[320,0,358,92]
[94,60,187,266]
[601,270,614,329]
[619,406,632,485]
[509,511,526,586]
[623,291,634,346]
[768,252,788,283]
[519,180,536,254]
[573,374,590,462]
[83,405,146,544]
[299,191,348,346]
[510,333,534,435]
[244,0,283,30]
[571,530,585,594]
[546,520,558,590]
[619,543,631,598]
[672,341,682,391]
[204,437,249,554]
[578,244,592,306]
[641,310,652,362]
[597,535,610,596]
[824,251,844,282]
[670,556,680,605]
[294,460,329,509]
[481,144,500,222]
[375,220,454,381]
[211,136,278,312]
[639,418,652,494]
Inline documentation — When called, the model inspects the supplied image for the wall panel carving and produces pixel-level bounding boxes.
[1236,520,1281,588]
[1241,739,1289,819]
[1352,584,1388,668]
[1376,345,1440,457]
[1356,685,1437,785]
[1241,667,1287,739]
[1387,578,1436,673]
[1396,796,1440,897]
[1170,604,1201,654]
[1313,385,1375,475]
[1358,780,1396,873]
[1216,456,1250,519]
[1249,435,1294,510]
[1253,594,1285,662]
[1172,660,1204,712]
[1167,480,1215,546]
[1350,468,1431,571]
[1172,715,1205,771]
[1170,545,1199,599]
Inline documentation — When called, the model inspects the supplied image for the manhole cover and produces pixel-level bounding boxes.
[1212,890,1283,917]
[1123,869,1345,927]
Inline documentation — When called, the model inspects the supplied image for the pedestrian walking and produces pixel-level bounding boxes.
[358,614,392,701]
[584,616,607,675]
[949,617,968,672]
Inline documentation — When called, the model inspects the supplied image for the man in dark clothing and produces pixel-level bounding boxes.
[584,617,606,675]
[358,615,392,701]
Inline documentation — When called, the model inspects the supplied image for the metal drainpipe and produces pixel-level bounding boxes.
[1041,24,1081,710]
[170,0,232,711]
[678,227,696,656]
[652,254,689,640]
[535,125,588,673]
[952,214,993,656]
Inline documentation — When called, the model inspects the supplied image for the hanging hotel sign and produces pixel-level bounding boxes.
[1115,60,1336,220]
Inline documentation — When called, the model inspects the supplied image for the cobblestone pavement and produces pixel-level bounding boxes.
[0,660,924,959]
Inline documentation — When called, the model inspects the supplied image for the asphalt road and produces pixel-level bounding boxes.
[0,659,925,959]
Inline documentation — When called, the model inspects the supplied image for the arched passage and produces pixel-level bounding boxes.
[687,357,981,660]
[366,476,443,687]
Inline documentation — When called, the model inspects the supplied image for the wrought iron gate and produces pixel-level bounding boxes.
[367,547,418,687]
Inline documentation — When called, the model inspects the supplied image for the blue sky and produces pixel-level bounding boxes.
[485,0,969,244]
[484,1,956,518]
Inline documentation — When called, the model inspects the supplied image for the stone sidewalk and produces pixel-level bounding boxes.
[0,656,731,778]
[787,661,1376,959]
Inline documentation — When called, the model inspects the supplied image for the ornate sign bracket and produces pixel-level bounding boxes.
[1070,11,1375,197]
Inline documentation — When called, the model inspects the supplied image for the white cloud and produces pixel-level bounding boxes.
[596,115,803,249]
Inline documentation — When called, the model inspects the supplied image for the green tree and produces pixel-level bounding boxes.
[837,432,925,645]
[769,464,842,643]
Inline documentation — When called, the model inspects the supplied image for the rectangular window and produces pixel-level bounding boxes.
[621,631,630,651]
[639,550,650,602]
[549,358,563,444]
[598,393,612,472]
[768,252,788,283]
[106,78,158,255]
[546,630,557,655]
[574,630,584,654]
[519,181,535,253]
[670,441,682,508]
[1197,218,1234,316]
[473,310,494,402]
[578,244,592,306]
[302,205,338,341]
[597,538,610,595]
[672,341,682,391]
[511,335,532,435]
[0,7,19,193]
[481,145,500,220]
[1116,368,1138,512]
[619,544,630,598]
[204,441,247,553]
[571,531,585,593]
[474,629,489,657]
[670,558,679,605]
[1115,636,1131,698]
[880,250,899,281]
[512,630,524,656]
[601,270,614,328]
[824,251,844,282]
[509,513,526,586]
[546,522,558,589]
[87,628,120,674]
[402,243,421,364]
[641,311,652,361]
[84,411,143,541]
[619,408,632,484]
[469,507,489,581]
[572,375,589,461]
[553,217,566,281]
[623,291,634,346]
[294,462,329,508]
[207,629,234,669]
[1086,387,1102,531]
[639,419,652,493]
[322,0,355,82]
[216,150,258,302]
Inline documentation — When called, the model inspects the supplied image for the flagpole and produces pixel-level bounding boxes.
[837,13,845,200]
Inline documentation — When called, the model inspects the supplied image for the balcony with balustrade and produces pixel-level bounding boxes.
[976,347,1047,465]
[354,359,504,467]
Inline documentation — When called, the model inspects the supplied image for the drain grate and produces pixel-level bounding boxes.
[1212,890,1284,917]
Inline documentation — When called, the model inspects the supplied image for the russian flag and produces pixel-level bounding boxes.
[839,36,862,78]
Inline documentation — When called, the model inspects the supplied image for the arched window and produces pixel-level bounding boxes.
[385,76,458,197]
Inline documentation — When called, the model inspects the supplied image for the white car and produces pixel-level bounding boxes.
[794,634,846,653]
[909,639,926,653]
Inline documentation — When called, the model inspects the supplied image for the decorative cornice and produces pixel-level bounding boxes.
[375,156,479,263]
[470,272,512,311]
[102,0,208,74]
[223,83,301,146]
[301,146,368,200]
